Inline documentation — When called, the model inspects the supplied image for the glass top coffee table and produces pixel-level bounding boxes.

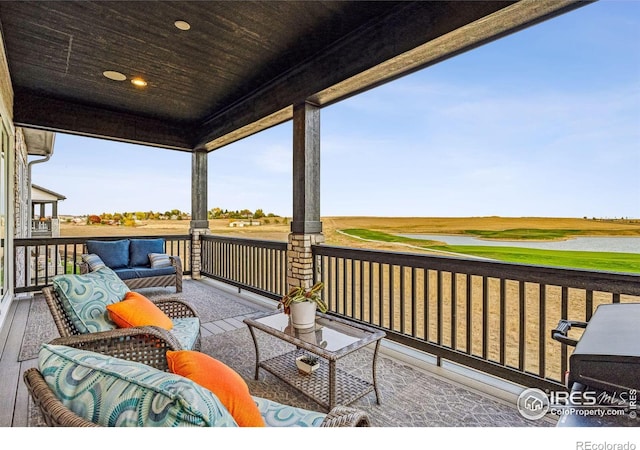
[244,310,386,412]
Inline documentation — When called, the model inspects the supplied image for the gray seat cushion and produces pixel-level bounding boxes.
[114,266,176,280]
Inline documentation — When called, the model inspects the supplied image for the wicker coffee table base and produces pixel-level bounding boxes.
[258,349,377,411]
[245,311,385,412]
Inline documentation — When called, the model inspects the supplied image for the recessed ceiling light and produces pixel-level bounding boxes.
[174,20,191,31]
[103,70,126,81]
[130,77,148,88]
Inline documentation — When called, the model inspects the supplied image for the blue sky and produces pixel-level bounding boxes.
[32,0,640,219]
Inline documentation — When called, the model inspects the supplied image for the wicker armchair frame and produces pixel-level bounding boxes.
[23,339,371,427]
[41,286,201,352]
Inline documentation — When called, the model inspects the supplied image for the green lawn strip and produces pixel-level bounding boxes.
[463,228,640,239]
[340,229,640,274]
[462,229,583,240]
[432,245,640,274]
[341,229,443,246]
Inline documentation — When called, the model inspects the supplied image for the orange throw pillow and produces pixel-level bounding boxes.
[106,291,173,330]
[166,350,265,427]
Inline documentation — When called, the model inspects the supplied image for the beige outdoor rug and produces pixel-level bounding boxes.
[23,279,552,427]
[19,278,259,361]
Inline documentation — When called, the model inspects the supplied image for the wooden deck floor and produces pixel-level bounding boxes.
[0,279,538,428]
[0,284,271,427]
[1,296,37,427]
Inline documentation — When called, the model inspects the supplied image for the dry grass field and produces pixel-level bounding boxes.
[319,262,630,381]
[60,215,640,252]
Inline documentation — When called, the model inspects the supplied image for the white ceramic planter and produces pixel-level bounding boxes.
[296,355,319,375]
[289,301,317,329]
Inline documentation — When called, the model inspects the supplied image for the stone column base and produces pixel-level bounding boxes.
[287,232,324,290]
[189,227,211,280]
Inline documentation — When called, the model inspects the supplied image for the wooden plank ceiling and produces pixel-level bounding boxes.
[0,1,587,152]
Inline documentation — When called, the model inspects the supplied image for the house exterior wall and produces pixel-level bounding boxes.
[0,26,13,123]
[14,129,28,239]
[0,28,14,332]
[13,129,29,291]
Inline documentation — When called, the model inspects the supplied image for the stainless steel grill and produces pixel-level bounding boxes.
[552,303,640,394]
[551,303,640,426]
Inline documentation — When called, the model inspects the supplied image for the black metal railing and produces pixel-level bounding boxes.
[199,235,287,301]
[17,231,639,392]
[312,244,640,391]
[14,235,191,293]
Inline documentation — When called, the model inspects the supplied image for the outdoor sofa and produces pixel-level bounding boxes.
[80,238,182,292]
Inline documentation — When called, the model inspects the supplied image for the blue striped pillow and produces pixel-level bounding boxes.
[149,253,172,268]
[81,253,106,271]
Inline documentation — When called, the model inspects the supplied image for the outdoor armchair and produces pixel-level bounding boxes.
[24,340,371,427]
[41,268,201,353]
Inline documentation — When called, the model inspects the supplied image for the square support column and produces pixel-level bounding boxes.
[190,148,210,279]
[288,102,323,289]
[291,102,321,235]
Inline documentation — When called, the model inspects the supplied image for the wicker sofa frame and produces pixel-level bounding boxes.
[41,286,201,352]
[79,255,183,293]
[23,336,371,427]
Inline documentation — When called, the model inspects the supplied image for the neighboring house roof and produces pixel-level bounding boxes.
[31,184,66,202]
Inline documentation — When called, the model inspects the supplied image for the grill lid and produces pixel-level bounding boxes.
[566,303,640,393]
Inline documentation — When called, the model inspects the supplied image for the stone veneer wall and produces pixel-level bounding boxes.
[14,129,29,239]
[13,129,29,288]
[287,232,324,289]
[189,227,211,280]
[0,27,13,329]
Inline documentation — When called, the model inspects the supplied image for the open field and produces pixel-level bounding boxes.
[61,215,640,241]
[60,218,288,239]
[60,216,640,271]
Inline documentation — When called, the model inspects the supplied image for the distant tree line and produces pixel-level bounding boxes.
[86,209,189,226]
[586,217,640,223]
[208,207,279,220]
[85,208,282,226]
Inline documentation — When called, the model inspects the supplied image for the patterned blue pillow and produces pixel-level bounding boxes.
[149,252,172,268]
[39,344,238,427]
[171,317,201,350]
[81,253,106,271]
[52,267,130,333]
[253,397,326,426]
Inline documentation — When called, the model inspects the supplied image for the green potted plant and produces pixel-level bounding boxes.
[279,282,327,329]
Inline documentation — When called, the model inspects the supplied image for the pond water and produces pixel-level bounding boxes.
[397,234,640,254]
